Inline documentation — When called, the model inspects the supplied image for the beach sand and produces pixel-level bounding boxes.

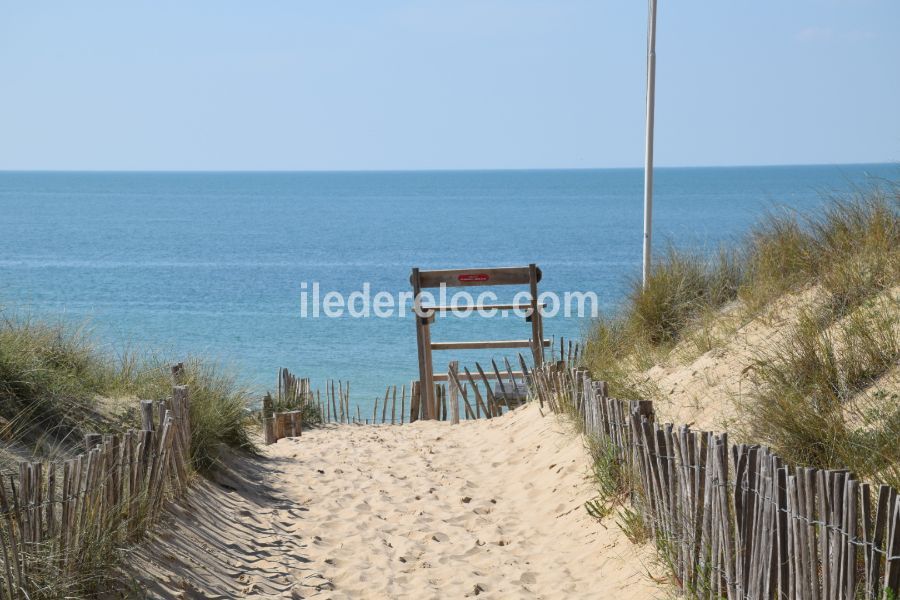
[128,404,663,599]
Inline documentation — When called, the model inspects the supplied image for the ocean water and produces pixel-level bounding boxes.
[0,165,895,407]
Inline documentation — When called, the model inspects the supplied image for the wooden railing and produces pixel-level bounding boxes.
[531,360,900,600]
[0,383,192,599]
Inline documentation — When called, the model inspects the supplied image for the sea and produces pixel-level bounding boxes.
[1,164,896,408]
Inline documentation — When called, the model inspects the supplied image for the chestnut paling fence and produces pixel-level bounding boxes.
[0,375,192,599]
[530,360,900,600]
[262,352,576,442]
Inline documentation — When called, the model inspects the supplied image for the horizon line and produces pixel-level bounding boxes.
[0,160,897,175]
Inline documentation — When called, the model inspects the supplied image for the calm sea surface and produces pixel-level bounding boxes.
[1,165,896,407]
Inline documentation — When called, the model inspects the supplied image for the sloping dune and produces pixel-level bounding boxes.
[126,404,663,599]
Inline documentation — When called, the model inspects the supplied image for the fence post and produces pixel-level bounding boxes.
[262,393,275,445]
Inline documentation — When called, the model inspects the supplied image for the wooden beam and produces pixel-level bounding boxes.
[432,370,525,382]
[412,266,541,289]
[431,339,551,351]
[420,303,546,313]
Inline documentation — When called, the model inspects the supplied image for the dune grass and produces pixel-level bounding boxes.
[0,317,120,459]
[582,245,743,399]
[0,313,257,472]
[0,314,259,596]
[582,187,900,486]
[268,388,325,427]
[119,357,258,472]
[740,294,900,487]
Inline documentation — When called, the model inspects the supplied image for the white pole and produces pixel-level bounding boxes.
[642,0,659,288]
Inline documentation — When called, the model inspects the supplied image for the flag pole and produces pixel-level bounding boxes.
[642,0,659,289]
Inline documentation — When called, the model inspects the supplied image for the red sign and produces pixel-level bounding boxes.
[458,273,489,283]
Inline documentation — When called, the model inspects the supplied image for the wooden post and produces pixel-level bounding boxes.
[885,495,900,594]
[156,400,166,439]
[421,317,435,419]
[410,380,420,424]
[463,367,490,418]
[448,368,475,420]
[528,263,543,367]
[412,267,436,420]
[171,362,185,385]
[448,361,460,425]
[263,393,275,445]
[84,433,102,452]
[475,363,499,417]
[173,384,191,461]
[330,381,338,424]
[140,400,155,431]
[332,380,341,423]
[275,413,292,441]
[491,359,508,409]
[345,381,351,423]
[290,411,302,437]
[503,357,520,408]
[391,385,397,425]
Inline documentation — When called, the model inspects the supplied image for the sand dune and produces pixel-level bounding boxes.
[127,405,663,599]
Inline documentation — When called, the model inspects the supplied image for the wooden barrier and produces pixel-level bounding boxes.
[268,411,302,444]
[269,369,419,430]
[270,361,538,428]
[0,383,193,598]
[531,360,900,600]
[411,264,548,421]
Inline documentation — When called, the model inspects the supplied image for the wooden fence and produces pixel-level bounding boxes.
[266,361,548,436]
[267,340,579,432]
[530,360,900,600]
[0,381,192,599]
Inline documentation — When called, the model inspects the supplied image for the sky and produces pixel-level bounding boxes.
[0,1,898,171]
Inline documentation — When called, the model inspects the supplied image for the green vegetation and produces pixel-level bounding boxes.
[0,313,257,471]
[741,295,900,487]
[584,434,650,545]
[123,357,258,472]
[582,245,744,399]
[583,435,632,519]
[582,188,900,487]
[0,317,122,462]
[0,314,259,597]
[267,389,324,427]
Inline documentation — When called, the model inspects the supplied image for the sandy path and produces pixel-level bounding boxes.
[129,405,663,599]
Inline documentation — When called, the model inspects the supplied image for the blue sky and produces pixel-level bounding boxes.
[1,1,898,170]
